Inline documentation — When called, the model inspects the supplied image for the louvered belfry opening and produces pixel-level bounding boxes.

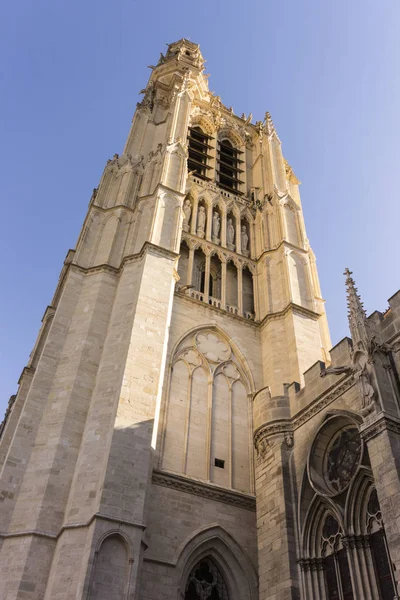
[217,139,244,195]
[187,126,213,180]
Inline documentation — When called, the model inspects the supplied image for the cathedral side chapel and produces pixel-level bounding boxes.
[1,39,400,600]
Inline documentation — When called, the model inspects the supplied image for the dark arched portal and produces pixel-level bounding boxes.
[185,557,229,600]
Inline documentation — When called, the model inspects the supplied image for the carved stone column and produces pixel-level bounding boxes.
[299,559,326,599]
[221,260,227,310]
[204,250,211,302]
[342,536,377,600]
[249,220,256,259]
[220,207,227,247]
[236,217,241,255]
[190,194,199,235]
[206,202,213,241]
[250,267,258,320]
[187,244,195,286]
[237,264,243,316]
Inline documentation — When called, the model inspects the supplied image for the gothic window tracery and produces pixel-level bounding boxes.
[325,428,361,495]
[308,420,362,497]
[162,329,252,492]
[185,558,229,600]
[300,415,397,600]
[366,489,396,599]
[320,514,354,600]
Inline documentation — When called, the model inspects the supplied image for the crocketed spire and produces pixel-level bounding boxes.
[344,268,372,352]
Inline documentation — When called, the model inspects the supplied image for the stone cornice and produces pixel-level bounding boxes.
[50,242,178,310]
[256,239,309,262]
[253,375,356,448]
[90,202,137,215]
[69,242,179,278]
[259,302,322,330]
[360,412,400,443]
[254,420,293,450]
[0,512,146,542]
[152,469,256,512]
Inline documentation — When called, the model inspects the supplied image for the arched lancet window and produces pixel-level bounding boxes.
[185,557,229,600]
[188,127,213,180]
[242,266,254,317]
[178,241,190,286]
[367,489,396,600]
[217,139,244,195]
[162,328,253,492]
[320,514,354,600]
[209,255,222,302]
[88,533,129,600]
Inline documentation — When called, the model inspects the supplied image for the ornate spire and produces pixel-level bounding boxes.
[264,111,281,142]
[344,268,372,352]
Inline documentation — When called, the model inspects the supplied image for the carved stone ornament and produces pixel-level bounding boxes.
[182,198,192,232]
[284,432,294,448]
[355,363,376,415]
[255,436,272,460]
[320,365,353,378]
[212,211,220,244]
[138,81,155,112]
[197,206,206,238]
[221,362,240,382]
[196,333,231,363]
[152,469,255,512]
[182,348,202,369]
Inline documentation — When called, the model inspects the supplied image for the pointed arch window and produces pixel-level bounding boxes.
[367,489,396,600]
[217,139,244,195]
[188,127,213,180]
[301,415,398,600]
[321,514,354,600]
[185,558,229,600]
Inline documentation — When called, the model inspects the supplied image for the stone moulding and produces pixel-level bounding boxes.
[152,469,256,512]
[360,413,400,443]
[293,375,355,429]
[0,512,147,542]
[253,375,356,451]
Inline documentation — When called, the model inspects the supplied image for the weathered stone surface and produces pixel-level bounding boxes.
[1,38,399,600]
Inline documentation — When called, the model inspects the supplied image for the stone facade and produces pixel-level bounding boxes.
[0,39,399,600]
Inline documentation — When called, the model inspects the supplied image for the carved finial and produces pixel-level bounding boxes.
[344,268,372,352]
[264,111,281,142]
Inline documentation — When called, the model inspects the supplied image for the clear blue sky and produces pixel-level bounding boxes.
[1,0,400,415]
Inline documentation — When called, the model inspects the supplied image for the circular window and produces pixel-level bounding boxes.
[308,417,362,497]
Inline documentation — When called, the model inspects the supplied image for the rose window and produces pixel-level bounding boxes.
[308,418,362,497]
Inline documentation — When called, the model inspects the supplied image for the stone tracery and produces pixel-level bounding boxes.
[300,414,396,599]
[161,328,253,493]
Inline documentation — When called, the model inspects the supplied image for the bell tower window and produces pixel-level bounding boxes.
[187,126,213,180]
[217,139,244,195]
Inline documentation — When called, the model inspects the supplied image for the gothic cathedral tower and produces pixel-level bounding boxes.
[0,40,334,599]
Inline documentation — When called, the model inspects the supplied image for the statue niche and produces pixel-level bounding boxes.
[183,197,192,232]
[197,205,206,238]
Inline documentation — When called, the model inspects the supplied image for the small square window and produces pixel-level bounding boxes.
[214,458,225,469]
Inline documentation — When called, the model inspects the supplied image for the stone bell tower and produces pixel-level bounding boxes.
[0,39,331,600]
